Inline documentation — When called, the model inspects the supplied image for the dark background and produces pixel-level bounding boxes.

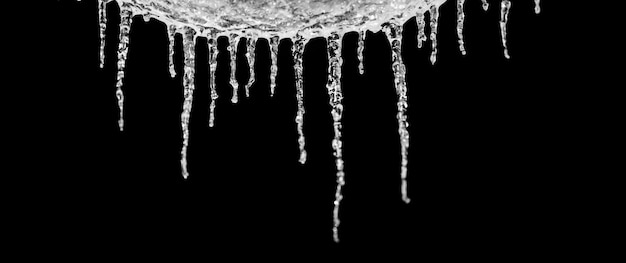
[16,0,580,259]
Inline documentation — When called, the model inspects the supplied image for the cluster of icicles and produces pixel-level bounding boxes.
[90,0,541,243]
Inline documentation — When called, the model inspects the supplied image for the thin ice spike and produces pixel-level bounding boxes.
[415,9,427,49]
[429,4,440,65]
[357,30,365,75]
[168,25,177,77]
[384,23,411,204]
[245,37,257,98]
[500,0,512,59]
[115,4,133,131]
[456,0,467,56]
[180,27,197,179]
[327,32,346,243]
[229,34,240,103]
[208,37,219,127]
[292,35,308,164]
[98,0,107,68]
[534,0,541,14]
[269,36,279,97]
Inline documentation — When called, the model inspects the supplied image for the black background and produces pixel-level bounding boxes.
[16,0,579,259]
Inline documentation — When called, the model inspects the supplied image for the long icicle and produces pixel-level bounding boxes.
[208,37,219,127]
[180,27,197,180]
[245,36,257,98]
[292,35,308,165]
[269,35,280,97]
[534,0,541,14]
[98,0,107,68]
[229,33,240,103]
[500,0,512,59]
[481,0,489,11]
[357,30,365,75]
[456,0,467,56]
[384,23,411,204]
[115,3,133,131]
[168,25,177,77]
[327,32,346,243]
[429,4,441,65]
[416,9,427,49]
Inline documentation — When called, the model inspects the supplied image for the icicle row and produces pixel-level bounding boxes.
[481,0,489,11]
[245,37,257,98]
[98,0,107,68]
[429,4,440,65]
[327,32,346,243]
[415,9,427,49]
[209,37,219,127]
[384,23,411,205]
[292,35,308,165]
[180,27,197,179]
[229,34,240,103]
[534,0,541,14]
[115,4,133,131]
[500,0,512,59]
[168,25,177,77]
[269,36,280,97]
[357,30,365,75]
[456,0,467,56]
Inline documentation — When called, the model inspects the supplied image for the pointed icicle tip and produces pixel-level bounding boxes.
[481,0,489,11]
[534,0,541,14]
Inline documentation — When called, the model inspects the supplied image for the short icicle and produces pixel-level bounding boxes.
[115,3,133,131]
[98,0,107,68]
[384,23,411,205]
[180,27,197,180]
[415,8,427,49]
[208,37,219,127]
[229,34,240,103]
[245,36,257,98]
[534,0,541,14]
[456,0,467,56]
[327,32,346,243]
[168,25,178,77]
[292,35,308,165]
[429,4,441,65]
[269,35,280,97]
[357,30,365,75]
[481,0,489,11]
[500,0,512,59]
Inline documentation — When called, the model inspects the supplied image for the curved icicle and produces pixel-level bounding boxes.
[456,0,467,56]
[292,35,308,165]
[500,0,512,59]
[534,0,541,14]
[98,0,107,68]
[269,35,279,97]
[115,4,133,131]
[208,37,219,128]
[429,4,440,65]
[229,34,240,103]
[168,25,177,77]
[384,23,411,205]
[245,36,257,98]
[327,32,346,243]
[180,27,197,180]
[357,30,365,75]
[415,9,427,49]
[481,0,489,11]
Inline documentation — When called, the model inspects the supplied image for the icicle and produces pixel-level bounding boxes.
[415,9,427,49]
[357,30,365,75]
[208,37,219,128]
[456,0,467,56]
[245,36,257,98]
[269,35,279,97]
[115,4,133,131]
[180,27,197,179]
[229,34,240,103]
[500,0,511,59]
[429,4,440,65]
[481,0,489,11]
[98,0,107,68]
[168,25,177,77]
[327,32,346,243]
[534,0,541,14]
[384,23,411,205]
[292,35,308,165]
